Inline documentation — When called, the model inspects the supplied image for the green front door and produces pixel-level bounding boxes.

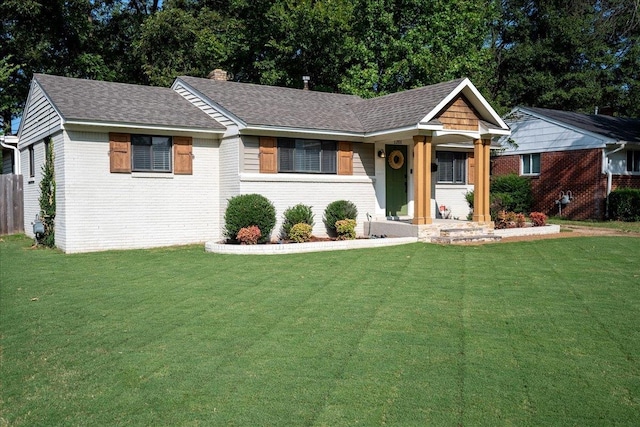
[385,144,408,217]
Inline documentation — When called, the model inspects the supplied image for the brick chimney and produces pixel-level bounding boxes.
[208,69,228,81]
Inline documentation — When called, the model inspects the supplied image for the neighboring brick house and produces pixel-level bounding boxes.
[494,107,640,220]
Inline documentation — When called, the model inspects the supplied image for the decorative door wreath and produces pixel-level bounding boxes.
[388,150,405,169]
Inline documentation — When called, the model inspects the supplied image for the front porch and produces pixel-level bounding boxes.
[364,218,501,244]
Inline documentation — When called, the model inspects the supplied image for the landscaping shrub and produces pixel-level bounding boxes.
[289,223,313,243]
[608,188,640,221]
[38,138,56,248]
[282,204,315,238]
[224,194,276,243]
[323,200,357,236]
[495,211,527,229]
[490,173,533,213]
[529,212,548,227]
[335,219,356,240]
[236,226,261,245]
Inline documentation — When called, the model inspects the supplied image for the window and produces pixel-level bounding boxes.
[28,145,35,178]
[521,153,540,175]
[627,150,640,173]
[278,139,337,174]
[131,135,172,172]
[437,151,466,184]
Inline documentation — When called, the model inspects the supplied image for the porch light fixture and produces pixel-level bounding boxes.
[377,149,386,158]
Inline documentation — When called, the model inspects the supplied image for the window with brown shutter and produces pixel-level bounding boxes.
[337,142,353,175]
[109,133,131,173]
[173,136,193,175]
[467,152,475,184]
[259,137,277,173]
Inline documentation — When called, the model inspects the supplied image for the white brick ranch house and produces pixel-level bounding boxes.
[19,72,509,253]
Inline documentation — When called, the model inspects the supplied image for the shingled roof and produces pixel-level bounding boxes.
[523,107,640,144]
[177,75,364,133]
[34,74,224,130]
[176,76,484,134]
[350,78,466,133]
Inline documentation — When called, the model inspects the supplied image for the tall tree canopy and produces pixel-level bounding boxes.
[2,0,639,133]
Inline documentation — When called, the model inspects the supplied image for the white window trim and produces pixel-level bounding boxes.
[521,153,541,176]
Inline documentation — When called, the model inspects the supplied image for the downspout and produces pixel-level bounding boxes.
[0,136,21,175]
[604,143,626,218]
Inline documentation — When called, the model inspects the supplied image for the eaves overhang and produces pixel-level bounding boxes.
[63,120,225,137]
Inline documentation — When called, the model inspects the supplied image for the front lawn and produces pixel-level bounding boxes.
[548,218,640,233]
[1,235,639,426]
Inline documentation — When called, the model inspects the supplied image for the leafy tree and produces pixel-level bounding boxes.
[338,0,496,97]
[489,0,640,116]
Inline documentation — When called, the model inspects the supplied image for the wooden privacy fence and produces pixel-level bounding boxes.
[0,174,24,235]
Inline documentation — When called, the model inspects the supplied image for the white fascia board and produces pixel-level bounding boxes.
[421,78,509,131]
[433,129,480,139]
[172,78,245,127]
[515,106,616,144]
[241,125,365,141]
[64,120,225,136]
[364,123,443,139]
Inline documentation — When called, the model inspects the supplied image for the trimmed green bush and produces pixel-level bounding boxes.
[289,223,313,243]
[608,188,640,221]
[335,219,356,240]
[490,173,533,213]
[323,200,358,236]
[224,194,276,243]
[282,204,315,238]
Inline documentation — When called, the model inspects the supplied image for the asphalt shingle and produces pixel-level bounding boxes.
[524,107,640,144]
[34,74,224,130]
[178,76,365,133]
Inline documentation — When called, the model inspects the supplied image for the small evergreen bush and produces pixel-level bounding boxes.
[323,200,357,236]
[38,139,56,248]
[335,219,356,240]
[608,188,640,221]
[490,173,533,213]
[289,223,313,243]
[224,194,276,243]
[282,204,315,238]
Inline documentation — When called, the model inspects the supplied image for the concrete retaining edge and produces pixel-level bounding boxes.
[205,237,419,255]
[493,224,561,238]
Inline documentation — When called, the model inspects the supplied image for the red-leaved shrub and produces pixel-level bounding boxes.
[236,226,261,244]
[529,212,548,227]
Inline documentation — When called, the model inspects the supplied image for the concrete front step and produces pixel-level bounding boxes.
[431,234,502,244]
[439,227,488,237]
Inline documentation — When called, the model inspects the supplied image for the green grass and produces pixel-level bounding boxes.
[548,218,640,233]
[1,234,639,426]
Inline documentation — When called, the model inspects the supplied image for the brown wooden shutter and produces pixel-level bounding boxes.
[109,133,131,173]
[467,151,475,184]
[173,136,193,175]
[337,142,353,175]
[259,137,277,173]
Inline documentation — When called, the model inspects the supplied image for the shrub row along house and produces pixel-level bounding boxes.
[493,107,640,220]
[18,71,509,253]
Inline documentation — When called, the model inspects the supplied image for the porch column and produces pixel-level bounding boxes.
[412,135,432,225]
[473,138,492,223]
[482,138,492,223]
[472,139,486,222]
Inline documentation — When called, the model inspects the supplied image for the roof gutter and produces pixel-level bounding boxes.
[0,135,20,175]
